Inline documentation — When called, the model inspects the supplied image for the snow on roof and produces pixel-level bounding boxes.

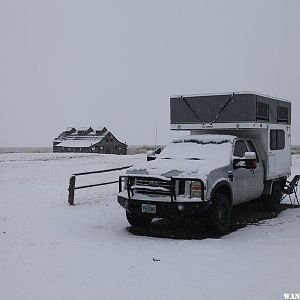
[78,127,93,131]
[95,127,108,135]
[157,134,234,165]
[65,127,75,132]
[56,138,103,148]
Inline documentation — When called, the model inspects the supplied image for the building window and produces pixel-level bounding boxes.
[270,130,285,150]
[92,147,95,151]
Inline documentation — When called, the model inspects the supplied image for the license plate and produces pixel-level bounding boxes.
[142,204,156,214]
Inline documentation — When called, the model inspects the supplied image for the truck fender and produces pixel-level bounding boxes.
[209,180,233,205]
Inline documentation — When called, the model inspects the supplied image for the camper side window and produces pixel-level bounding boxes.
[256,102,269,121]
[277,106,288,123]
[270,130,285,150]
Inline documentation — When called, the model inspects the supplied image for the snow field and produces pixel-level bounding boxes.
[1,153,300,300]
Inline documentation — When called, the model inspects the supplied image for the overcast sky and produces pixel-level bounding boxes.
[0,0,299,147]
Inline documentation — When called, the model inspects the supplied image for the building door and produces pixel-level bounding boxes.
[106,146,111,154]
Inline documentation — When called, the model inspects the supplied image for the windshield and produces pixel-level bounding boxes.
[158,135,234,161]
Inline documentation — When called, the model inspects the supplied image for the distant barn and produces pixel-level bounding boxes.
[53,127,127,154]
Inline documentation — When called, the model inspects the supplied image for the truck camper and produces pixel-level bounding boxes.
[118,92,291,234]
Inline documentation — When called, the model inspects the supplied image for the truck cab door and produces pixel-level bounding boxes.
[231,140,250,204]
[231,139,264,205]
[246,140,264,199]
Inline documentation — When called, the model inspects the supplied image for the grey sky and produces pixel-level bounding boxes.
[0,0,299,147]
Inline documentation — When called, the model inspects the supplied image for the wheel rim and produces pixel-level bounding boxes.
[218,203,228,226]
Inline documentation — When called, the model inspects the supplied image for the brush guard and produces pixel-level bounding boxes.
[119,176,205,202]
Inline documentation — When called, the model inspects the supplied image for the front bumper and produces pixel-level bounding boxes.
[118,195,212,218]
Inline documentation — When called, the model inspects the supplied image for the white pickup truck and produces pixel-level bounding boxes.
[118,92,291,234]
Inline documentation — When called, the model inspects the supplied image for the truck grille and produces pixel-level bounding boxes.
[131,177,172,195]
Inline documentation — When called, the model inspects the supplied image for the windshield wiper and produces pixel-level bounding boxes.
[186,158,202,160]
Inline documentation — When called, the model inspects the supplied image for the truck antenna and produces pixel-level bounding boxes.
[154,123,158,148]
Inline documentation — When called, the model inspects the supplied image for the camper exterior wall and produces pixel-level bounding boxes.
[171,122,270,131]
[170,93,291,126]
[267,124,291,180]
[191,124,291,180]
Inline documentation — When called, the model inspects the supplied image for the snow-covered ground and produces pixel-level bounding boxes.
[1,153,300,300]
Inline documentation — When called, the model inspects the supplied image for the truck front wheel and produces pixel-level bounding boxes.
[208,193,231,235]
[126,211,152,227]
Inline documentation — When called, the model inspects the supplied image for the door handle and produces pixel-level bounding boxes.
[228,171,233,182]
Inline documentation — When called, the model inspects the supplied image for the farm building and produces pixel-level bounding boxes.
[53,127,127,154]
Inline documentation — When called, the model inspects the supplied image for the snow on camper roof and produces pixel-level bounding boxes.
[171,91,291,103]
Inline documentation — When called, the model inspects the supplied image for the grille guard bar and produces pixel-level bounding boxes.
[119,176,205,202]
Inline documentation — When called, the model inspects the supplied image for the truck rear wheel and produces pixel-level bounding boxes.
[208,193,231,235]
[263,182,282,212]
[126,211,152,227]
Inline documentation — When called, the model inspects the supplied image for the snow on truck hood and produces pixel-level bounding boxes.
[126,134,236,180]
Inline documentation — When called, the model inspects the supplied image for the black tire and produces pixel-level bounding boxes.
[126,211,152,227]
[263,182,282,212]
[208,193,231,235]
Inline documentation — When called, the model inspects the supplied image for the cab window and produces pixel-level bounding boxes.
[247,140,259,162]
[233,140,248,158]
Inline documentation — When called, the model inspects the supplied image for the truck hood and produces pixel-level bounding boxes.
[125,157,230,181]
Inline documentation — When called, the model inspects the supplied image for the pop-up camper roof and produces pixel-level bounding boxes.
[170,92,291,130]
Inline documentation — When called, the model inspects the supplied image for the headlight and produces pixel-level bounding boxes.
[190,181,205,198]
[122,177,128,190]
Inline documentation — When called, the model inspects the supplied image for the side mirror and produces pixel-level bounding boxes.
[147,147,163,161]
[147,150,156,161]
[233,152,257,169]
[155,147,162,155]
[244,152,257,169]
